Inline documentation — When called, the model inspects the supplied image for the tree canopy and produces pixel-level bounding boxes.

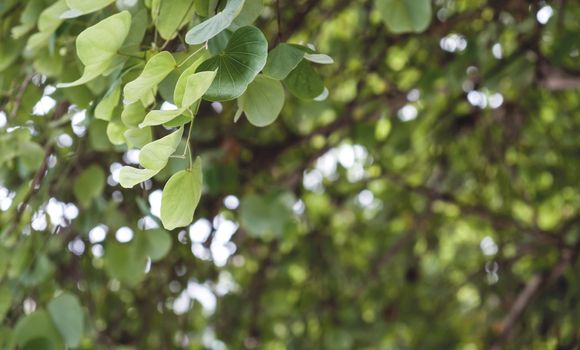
[1,0,580,349]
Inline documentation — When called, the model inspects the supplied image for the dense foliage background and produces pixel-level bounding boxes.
[1,0,580,349]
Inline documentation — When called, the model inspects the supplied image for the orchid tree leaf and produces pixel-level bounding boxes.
[263,43,304,80]
[47,293,84,348]
[121,102,146,127]
[57,11,132,88]
[124,127,152,148]
[185,0,245,45]
[160,158,203,230]
[197,26,267,101]
[119,166,159,188]
[239,75,284,127]
[173,49,211,106]
[139,127,184,170]
[375,0,431,33]
[139,108,186,128]
[304,53,334,65]
[62,0,115,19]
[230,0,263,30]
[94,83,121,121]
[283,60,324,100]
[155,0,196,40]
[181,70,217,106]
[123,51,176,104]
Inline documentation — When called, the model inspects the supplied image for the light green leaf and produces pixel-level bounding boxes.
[283,60,324,100]
[57,11,131,88]
[118,166,158,188]
[25,0,68,52]
[123,51,176,104]
[230,0,263,29]
[239,193,293,239]
[239,75,284,127]
[173,50,211,106]
[12,310,64,350]
[182,70,217,106]
[121,102,146,127]
[160,159,203,230]
[104,241,147,286]
[263,43,304,80]
[0,286,11,321]
[375,0,431,33]
[47,293,84,348]
[94,83,121,121]
[124,127,152,149]
[304,53,334,65]
[73,165,105,207]
[197,26,267,101]
[139,127,184,170]
[62,0,115,18]
[140,108,186,128]
[106,120,127,145]
[156,0,196,40]
[11,0,45,39]
[185,0,245,45]
[144,229,172,261]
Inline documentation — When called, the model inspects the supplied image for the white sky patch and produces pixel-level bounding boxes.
[480,236,498,256]
[303,169,324,192]
[292,199,305,215]
[191,243,212,260]
[223,195,239,210]
[189,218,212,243]
[172,291,191,315]
[148,190,162,218]
[68,238,85,256]
[71,109,87,136]
[57,133,73,148]
[0,111,7,128]
[124,149,140,164]
[32,96,57,116]
[398,105,418,122]
[488,93,504,109]
[0,187,15,211]
[91,244,104,257]
[187,281,217,315]
[88,225,108,243]
[492,43,503,59]
[160,101,178,111]
[357,190,374,207]
[109,162,122,185]
[537,5,553,25]
[407,89,420,102]
[440,34,467,53]
[211,102,223,114]
[115,226,134,243]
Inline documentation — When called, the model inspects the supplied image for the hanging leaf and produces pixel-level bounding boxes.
[144,229,172,261]
[94,83,121,121]
[121,102,146,127]
[139,127,184,170]
[106,119,127,145]
[123,51,176,104]
[73,165,105,207]
[12,310,64,350]
[173,50,211,106]
[283,60,324,100]
[124,127,152,148]
[304,53,334,65]
[197,26,267,101]
[263,43,304,80]
[375,0,431,33]
[25,0,68,52]
[239,193,293,239]
[47,293,84,348]
[230,0,263,30]
[239,75,285,127]
[119,166,159,188]
[160,158,203,230]
[185,0,245,45]
[62,0,115,19]
[155,0,196,40]
[104,241,147,286]
[57,11,131,88]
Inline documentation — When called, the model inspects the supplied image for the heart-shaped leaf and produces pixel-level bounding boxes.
[263,43,304,80]
[239,75,284,127]
[139,127,183,170]
[160,158,203,230]
[197,26,267,101]
[283,60,324,100]
[375,0,431,33]
[47,293,84,348]
[57,11,131,88]
[124,51,176,104]
[185,0,245,45]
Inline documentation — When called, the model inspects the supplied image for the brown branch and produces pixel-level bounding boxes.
[9,73,34,120]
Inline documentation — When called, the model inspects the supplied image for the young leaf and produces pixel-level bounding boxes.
[124,127,152,148]
[94,83,121,121]
[62,0,115,18]
[121,102,146,127]
[139,127,184,170]
[263,43,304,80]
[304,53,334,65]
[106,119,128,145]
[57,11,131,88]
[140,108,186,128]
[185,0,245,45]
[123,51,176,104]
[155,0,196,40]
[160,159,203,230]
[118,166,159,188]
[239,75,285,127]
[375,0,431,33]
[73,165,105,207]
[283,60,324,100]
[197,26,267,101]
[181,70,217,106]
[144,229,172,261]
[173,49,211,106]
[47,293,84,348]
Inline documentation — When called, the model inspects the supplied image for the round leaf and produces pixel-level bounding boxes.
[160,159,203,230]
[239,75,285,127]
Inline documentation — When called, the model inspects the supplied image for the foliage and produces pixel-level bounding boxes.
[1,0,580,349]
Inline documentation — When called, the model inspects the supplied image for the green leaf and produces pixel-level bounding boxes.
[239,193,293,239]
[47,293,84,348]
[62,0,115,18]
[230,0,263,30]
[106,119,127,145]
[73,165,105,207]
[139,127,184,170]
[263,43,304,80]
[304,53,334,65]
[156,0,196,40]
[23,338,55,350]
[119,166,159,188]
[94,83,121,121]
[104,241,147,286]
[239,75,285,127]
[283,60,324,100]
[144,229,172,261]
[160,159,203,230]
[197,26,268,101]
[375,0,431,33]
[182,70,217,106]
[0,285,11,321]
[25,0,68,52]
[139,109,187,128]
[57,11,131,88]
[123,51,176,104]
[185,0,245,45]
[173,50,211,106]
[12,310,64,350]
[124,127,152,148]
[121,102,146,127]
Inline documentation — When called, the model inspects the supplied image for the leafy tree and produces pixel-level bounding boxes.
[1,0,580,349]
